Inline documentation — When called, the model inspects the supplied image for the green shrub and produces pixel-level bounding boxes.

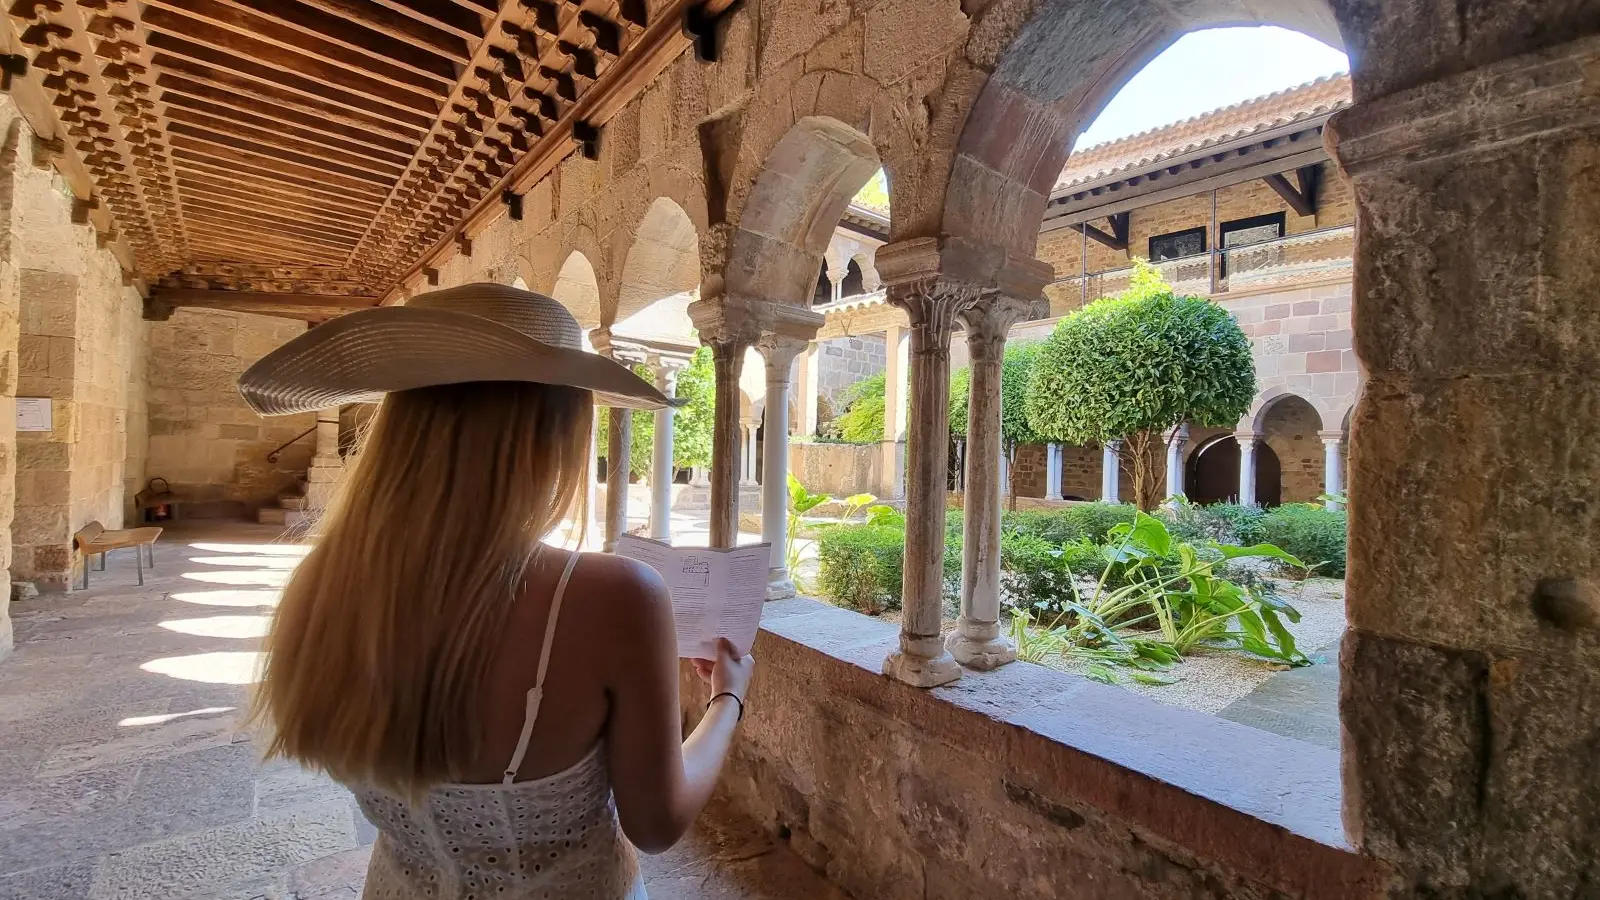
[1001,503,1137,545]
[830,372,886,443]
[1259,504,1347,578]
[1162,501,1266,546]
[816,524,905,615]
[816,522,961,616]
[1000,532,1079,617]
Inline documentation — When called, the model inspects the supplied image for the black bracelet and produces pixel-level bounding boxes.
[707,691,745,721]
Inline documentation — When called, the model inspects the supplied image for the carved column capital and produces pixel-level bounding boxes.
[959,294,1036,363]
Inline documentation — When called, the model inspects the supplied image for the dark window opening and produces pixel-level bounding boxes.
[1220,212,1287,279]
[812,265,832,306]
[840,259,865,298]
[1149,226,1206,262]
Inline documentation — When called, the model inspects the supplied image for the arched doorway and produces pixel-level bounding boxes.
[1187,434,1284,506]
[1256,393,1324,504]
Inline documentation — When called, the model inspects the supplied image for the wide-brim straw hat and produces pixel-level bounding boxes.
[238,283,681,416]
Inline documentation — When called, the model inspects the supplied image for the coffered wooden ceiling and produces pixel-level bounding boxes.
[1,0,724,319]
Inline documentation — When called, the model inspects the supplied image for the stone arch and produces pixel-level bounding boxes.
[1253,391,1325,504]
[1246,384,1333,434]
[614,197,701,325]
[724,116,882,308]
[943,0,1344,258]
[549,250,602,328]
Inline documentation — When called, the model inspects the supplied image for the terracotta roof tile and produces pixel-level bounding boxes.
[1056,74,1352,193]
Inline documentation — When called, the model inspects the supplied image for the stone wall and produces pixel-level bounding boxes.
[3,103,146,589]
[144,310,316,519]
[0,109,22,647]
[790,441,883,498]
[815,335,885,427]
[686,600,1381,900]
[1260,396,1324,504]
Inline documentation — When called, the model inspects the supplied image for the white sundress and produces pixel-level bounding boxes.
[350,552,647,899]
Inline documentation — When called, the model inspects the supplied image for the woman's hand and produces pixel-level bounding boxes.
[692,638,754,700]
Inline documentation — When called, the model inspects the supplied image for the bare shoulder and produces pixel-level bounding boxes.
[566,551,670,617]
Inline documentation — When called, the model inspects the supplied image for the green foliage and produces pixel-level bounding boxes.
[1001,503,1138,546]
[1025,261,1255,445]
[948,342,1046,449]
[852,168,890,213]
[595,347,715,474]
[831,371,887,443]
[815,520,960,616]
[1259,503,1347,578]
[1006,512,1310,680]
[786,474,833,575]
[1161,499,1266,546]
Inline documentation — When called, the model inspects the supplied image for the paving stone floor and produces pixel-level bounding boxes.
[0,523,847,900]
[1216,637,1342,751]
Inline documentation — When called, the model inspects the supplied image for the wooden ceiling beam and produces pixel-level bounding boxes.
[363,0,487,43]
[182,214,362,258]
[287,0,472,60]
[165,119,406,182]
[175,175,376,228]
[146,39,438,131]
[170,153,385,214]
[142,7,446,111]
[189,236,334,267]
[194,0,461,80]
[168,136,394,198]
[186,222,352,264]
[148,287,380,322]
[154,67,421,142]
[176,195,368,243]
[162,103,415,170]
[155,74,416,153]
[142,0,456,93]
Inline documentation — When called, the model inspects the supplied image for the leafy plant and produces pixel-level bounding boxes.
[1259,503,1347,578]
[596,346,716,475]
[950,342,1046,509]
[830,371,887,443]
[1023,261,1256,510]
[1008,511,1309,682]
[786,474,832,574]
[1161,498,1266,546]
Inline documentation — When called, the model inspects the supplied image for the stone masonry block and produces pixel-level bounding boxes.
[1349,374,1600,658]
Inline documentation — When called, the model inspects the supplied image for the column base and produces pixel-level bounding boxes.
[883,648,962,687]
[1044,493,1063,502]
[945,627,1017,670]
[766,573,796,601]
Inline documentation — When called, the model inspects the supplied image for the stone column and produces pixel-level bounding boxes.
[1045,443,1063,500]
[1236,434,1259,507]
[880,324,910,499]
[797,342,820,438]
[1320,430,1343,509]
[953,439,965,492]
[1164,424,1188,502]
[689,466,709,487]
[741,423,759,486]
[759,339,805,599]
[882,279,969,687]
[948,298,1030,670]
[648,358,686,541]
[586,412,601,548]
[1101,441,1120,502]
[304,407,343,510]
[603,405,632,552]
[703,340,747,548]
[1328,37,1600,896]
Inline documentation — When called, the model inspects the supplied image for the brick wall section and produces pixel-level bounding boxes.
[1010,442,1045,498]
[4,105,147,589]
[145,310,316,519]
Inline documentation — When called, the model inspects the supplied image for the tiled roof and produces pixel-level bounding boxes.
[1055,73,1352,193]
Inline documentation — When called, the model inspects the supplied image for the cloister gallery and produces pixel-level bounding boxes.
[0,0,1596,898]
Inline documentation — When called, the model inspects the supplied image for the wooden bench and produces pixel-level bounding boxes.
[73,521,162,590]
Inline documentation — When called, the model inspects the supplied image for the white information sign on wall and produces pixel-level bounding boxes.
[17,398,52,432]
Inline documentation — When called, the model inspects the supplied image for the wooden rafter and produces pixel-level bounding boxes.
[1262,165,1321,217]
[2,0,716,300]
[1078,212,1129,251]
[146,286,380,321]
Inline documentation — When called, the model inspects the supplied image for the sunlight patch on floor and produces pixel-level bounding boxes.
[141,650,264,684]
[159,615,272,639]
[170,589,281,608]
[187,542,311,556]
[182,569,291,587]
[118,706,236,727]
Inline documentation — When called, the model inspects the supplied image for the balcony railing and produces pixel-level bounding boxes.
[1053,225,1355,302]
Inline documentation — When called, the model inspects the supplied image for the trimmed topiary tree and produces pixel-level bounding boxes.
[950,342,1045,508]
[1024,261,1255,510]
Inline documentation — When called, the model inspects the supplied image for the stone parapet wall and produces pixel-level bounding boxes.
[686,600,1383,900]
[144,310,316,520]
[790,442,883,498]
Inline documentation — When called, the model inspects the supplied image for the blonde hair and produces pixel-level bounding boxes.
[252,381,592,796]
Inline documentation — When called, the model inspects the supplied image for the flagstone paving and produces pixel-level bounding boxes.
[0,524,845,900]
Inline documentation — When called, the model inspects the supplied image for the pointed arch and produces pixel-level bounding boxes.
[614,197,701,325]
[550,250,601,327]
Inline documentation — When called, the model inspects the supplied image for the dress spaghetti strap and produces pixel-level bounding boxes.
[502,549,583,784]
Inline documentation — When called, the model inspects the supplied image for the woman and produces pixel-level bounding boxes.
[240,283,754,899]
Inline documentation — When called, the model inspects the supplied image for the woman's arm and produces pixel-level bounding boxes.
[603,559,753,854]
